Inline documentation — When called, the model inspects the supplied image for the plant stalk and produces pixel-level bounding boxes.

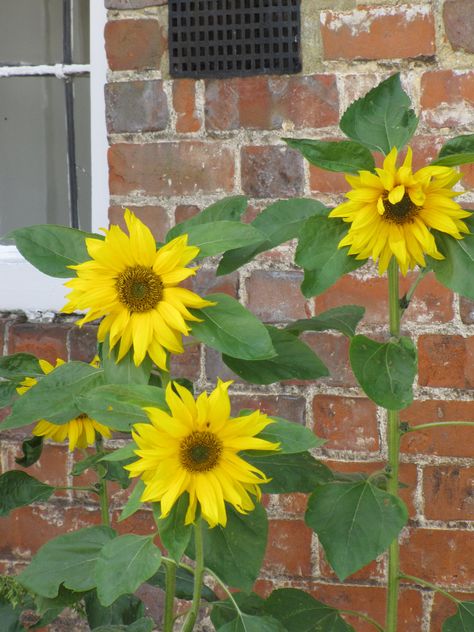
[399,574,460,605]
[95,437,110,527]
[182,519,205,632]
[339,609,386,632]
[163,560,177,632]
[402,421,474,433]
[386,257,401,632]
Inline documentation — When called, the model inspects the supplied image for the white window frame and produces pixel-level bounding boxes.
[0,1,108,313]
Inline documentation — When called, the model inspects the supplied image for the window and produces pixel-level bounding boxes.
[0,1,108,312]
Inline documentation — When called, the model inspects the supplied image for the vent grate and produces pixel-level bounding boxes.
[169,0,301,79]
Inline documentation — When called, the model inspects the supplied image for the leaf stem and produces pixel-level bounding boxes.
[399,574,461,605]
[402,421,474,433]
[399,267,429,315]
[54,485,96,492]
[182,518,205,632]
[163,559,177,632]
[339,609,386,632]
[204,566,244,618]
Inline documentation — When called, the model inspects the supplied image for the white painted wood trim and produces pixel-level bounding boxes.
[0,64,90,78]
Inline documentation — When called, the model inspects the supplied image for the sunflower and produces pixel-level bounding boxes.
[329,147,472,275]
[126,380,279,528]
[17,358,111,452]
[62,210,214,369]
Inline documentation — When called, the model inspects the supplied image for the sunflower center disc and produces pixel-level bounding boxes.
[116,265,163,312]
[383,192,421,224]
[180,430,223,472]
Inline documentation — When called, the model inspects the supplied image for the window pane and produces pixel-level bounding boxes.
[75,77,91,232]
[73,1,90,64]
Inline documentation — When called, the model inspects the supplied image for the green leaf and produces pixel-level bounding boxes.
[92,619,154,632]
[148,566,217,602]
[286,305,365,338]
[217,199,328,275]
[102,444,138,462]
[284,139,375,173]
[73,454,133,489]
[442,601,474,632]
[349,335,417,410]
[0,597,25,632]
[339,73,418,155]
[95,534,162,607]
[183,221,265,259]
[223,326,328,384]
[190,293,276,361]
[84,591,145,630]
[4,225,100,278]
[0,381,19,408]
[0,353,42,379]
[102,337,152,386]
[119,480,145,522]
[432,134,474,167]
[427,216,474,299]
[265,588,355,632]
[156,495,192,563]
[19,526,116,598]
[217,613,285,632]
[34,585,87,617]
[306,480,408,580]
[246,453,333,493]
[167,196,248,240]
[1,361,104,430]
[211,593,266,629]
[296,216,365,297]
[0,471,54,516]
[76,384,167,431]
[15,436,44,468]
[258,416,324,454]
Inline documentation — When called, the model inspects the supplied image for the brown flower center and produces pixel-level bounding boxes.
[116,265,163,312]
[383,192,421,224]
[180,431,223,472]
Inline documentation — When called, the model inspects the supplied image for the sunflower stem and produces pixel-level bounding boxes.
[402,420,474,433]
[163,559,177,632]
[182,518,205,632]
[95,437,110,527]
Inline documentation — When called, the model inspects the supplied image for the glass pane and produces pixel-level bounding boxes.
[0,76,70,234]
[0,0,63,65]
[73,1,90,64]
[74,77,91,232]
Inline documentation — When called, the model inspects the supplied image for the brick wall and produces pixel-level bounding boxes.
[1,1,474,630]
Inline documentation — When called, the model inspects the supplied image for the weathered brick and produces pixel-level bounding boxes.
[443,0,474,53]
[303,333,356,388]
[173,80,201,133]
[400,400,474,458]
[312,395,379,452]
[319,548,384,582]
[241,146,304,198]
[429,591,474,631]
[105,20,167,71]
[8,323,69,364]
[190,268,239,299]
[109,142,235,196]
[169,342,202,382]
[4,444,69,495]
[423,465,474,521]
[68,325,99,363]
[420,70,474,128]
[105,80,168,134]
[418,335,474,388]
[460,297,474,325]
[108,205,170,241]
[205,75,339,131]
[246,270,309,323]
[309,165,347,194]
[320,5,435,60]
[174,204,200,224]
[276,493,308,517]
[230,393,307,425]
[264,519,313,576]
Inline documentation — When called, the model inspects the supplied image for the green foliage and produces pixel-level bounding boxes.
[432,134,474,167]
[92,619,154,632]
[84,592,146,630]
[0,353,42,379]
[286,305,365,338]
[155,495,192,563]
[427,216,474,300]
[2,361,104,430]
[95,535,162,607]
[257,416,324,454]
[72,453,132,490]
[3,225,100,277]
[349,335,417,410]
[211,593,265,628]
[296,216,366,297]
[223,326,328,384]
[148,566,217,602]
[34,585,87,623]
[306,481,408,580]
[339,73,418,155]
[181,221,265,258]
[0,597,25,632]
[245,452,333,493]
[0,471,54,516]
[442,601,474,632]
[102,338,152,386]
[265,588,355,632]
[19,526,116,598]
[119,480,145,522]
[190,293,276,361]
[284,138,375,173]
[0,381,20,408]
[167,196,248,240]
[217,199,327,275]
[15,436,43,467]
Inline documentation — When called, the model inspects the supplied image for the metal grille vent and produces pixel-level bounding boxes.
[169,0,301,79]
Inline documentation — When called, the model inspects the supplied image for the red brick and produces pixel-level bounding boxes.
[429,591,474,631]
[109,142,235,197]
[309,166,347,194]
[205,347,242,383]
[205,75,339,131]
[8,323,69,364]
[316,272,453,326]
[264,519,313,576]
[303,333,356,388]
[105,80,168,134]
[173,80,201,133]
[319,548,384,583]
[189,268,238,299]
[241,146,304,198]
[400,400,474,458]
[169,342,201,382]
[418,335,474,388]
[400,528,474,587]
[5,444,69,493]
[105,20,167,71]
[246,270,310,323]
[321,5,435,60]
[443,0,474,53]
[460,297,474,325]
[420,70,474,128]
[423,465,474,521]
[108,205,170,241]
[312,395,379,453]
[112,508,156,537]
[230,393,307,426]
[276,493,308,517]
[175,204,200,224]
[69,325,99,363]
